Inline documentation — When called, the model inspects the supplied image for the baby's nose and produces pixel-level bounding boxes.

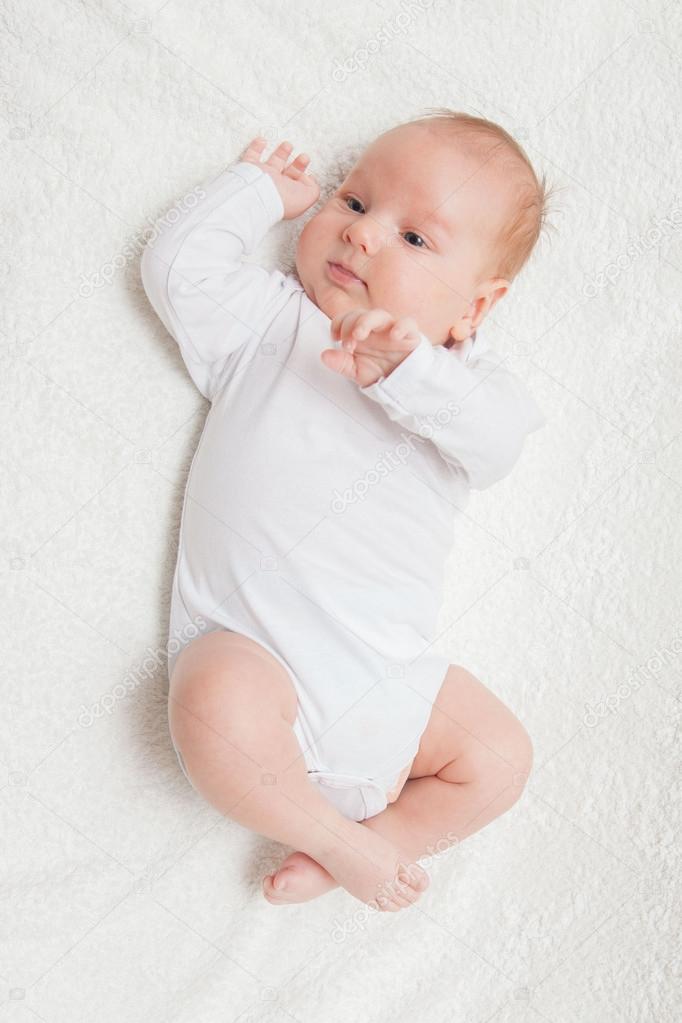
[343,217,390,256]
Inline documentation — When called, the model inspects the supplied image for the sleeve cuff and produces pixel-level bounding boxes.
[360,330,549,434]
[229,160,285,225]
[359,333,436,407]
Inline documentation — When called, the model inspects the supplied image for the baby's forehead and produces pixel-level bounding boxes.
[347,129,518,230]
[356,126,516,191]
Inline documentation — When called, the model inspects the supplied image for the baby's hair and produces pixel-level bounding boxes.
[394,107,558,281]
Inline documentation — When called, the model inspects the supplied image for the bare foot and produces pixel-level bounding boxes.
[263,822,430,911]
[263,851,337,905]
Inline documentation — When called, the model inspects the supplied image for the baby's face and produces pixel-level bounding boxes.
[295,123,515,345]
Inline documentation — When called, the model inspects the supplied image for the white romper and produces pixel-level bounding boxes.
[140,160,547,822]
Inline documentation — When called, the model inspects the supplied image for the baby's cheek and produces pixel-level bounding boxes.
[295,221,313,262]
[295,227,321,286]
[388,254,427,296]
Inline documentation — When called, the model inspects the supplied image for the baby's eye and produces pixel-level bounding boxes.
[344,196,365,214]
[403,231,427,249]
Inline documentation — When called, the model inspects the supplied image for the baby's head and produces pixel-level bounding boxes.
[296,109,552,347]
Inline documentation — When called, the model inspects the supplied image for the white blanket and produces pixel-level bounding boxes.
[3,1,680,1020]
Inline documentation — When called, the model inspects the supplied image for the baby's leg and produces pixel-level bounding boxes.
[365,664,534,858]
[168,630,429,910]
[265,665,532,903]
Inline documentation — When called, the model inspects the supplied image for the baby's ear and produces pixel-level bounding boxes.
[470,279,510,330]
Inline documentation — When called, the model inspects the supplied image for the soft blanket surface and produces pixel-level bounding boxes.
[2,0,680,1020]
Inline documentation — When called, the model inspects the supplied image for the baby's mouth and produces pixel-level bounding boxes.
[327,261,366,287]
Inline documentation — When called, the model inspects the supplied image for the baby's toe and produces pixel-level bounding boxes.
[413,872,430,893]
[401,863,430,892]
[388,865,429,907]
[262,874,277,897]
[262,872,292,903]
[392,881,420,907]
[371,894,402,912]
[271,867,291,891]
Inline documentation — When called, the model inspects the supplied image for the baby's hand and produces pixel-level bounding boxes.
[240,137,320,220]
[321,309,423,387]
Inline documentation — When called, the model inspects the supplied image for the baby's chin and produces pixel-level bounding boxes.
[304,275,370,323]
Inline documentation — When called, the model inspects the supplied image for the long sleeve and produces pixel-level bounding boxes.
[359,333,547,490]
[140,160,289,401]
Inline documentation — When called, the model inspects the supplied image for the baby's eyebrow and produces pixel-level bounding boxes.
[341,173,455,238]
[418,210,453,238]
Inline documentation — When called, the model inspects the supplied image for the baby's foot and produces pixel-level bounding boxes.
[262,851,338,905]
[315,823,429,911]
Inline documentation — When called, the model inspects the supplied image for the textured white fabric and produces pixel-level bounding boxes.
[5,2,680,1018]
[140,159,546,819]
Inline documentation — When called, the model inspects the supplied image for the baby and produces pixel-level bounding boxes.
[140,109,549,912]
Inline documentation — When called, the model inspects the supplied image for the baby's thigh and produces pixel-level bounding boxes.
[168,629,299,746]
[408,665,533,784]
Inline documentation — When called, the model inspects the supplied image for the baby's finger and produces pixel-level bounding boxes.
[340,311,369,343]
[330,310,351,340]
[351,308,394,341]
[337,309,384,344]
[389,316,420,342]
[331,310,364,342]
[267,140,294,169]
[320,345,359,381]
[285,153,311,179]
[241,137,268,162]
[349,317,421,353]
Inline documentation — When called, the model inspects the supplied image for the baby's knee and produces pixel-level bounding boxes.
[168,663,244,754]
[464,710,533,810]
[506,714,533,791]
[487,712,533,806]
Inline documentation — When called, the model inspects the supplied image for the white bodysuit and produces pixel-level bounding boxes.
[140,160,546,822]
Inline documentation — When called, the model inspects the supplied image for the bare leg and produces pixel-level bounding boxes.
[263,665,533,903]
[168,630,430,910]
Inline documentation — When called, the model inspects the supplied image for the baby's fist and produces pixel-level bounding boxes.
[240,137,320,220]
[322,309,423,387]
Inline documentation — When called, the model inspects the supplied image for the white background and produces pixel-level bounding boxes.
[1,0,680,1020]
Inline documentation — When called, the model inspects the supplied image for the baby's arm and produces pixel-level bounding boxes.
[140,160,288,400]
[141,137,318,401]
[359,333,546,491]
